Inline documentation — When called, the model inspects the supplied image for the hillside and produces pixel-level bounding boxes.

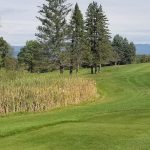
[0,63,150,149]
[136,44,150,54]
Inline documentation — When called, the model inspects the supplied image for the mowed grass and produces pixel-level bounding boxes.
[0,63,150,150]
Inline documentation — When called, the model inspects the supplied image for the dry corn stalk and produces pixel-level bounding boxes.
[0,70,97,114]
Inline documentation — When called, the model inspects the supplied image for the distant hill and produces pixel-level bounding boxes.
[12,44,150,58]
[135,44,150,55]
[12,46,23,58]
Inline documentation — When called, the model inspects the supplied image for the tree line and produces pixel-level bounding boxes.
[0,0,136,74]
[136,55,150,63]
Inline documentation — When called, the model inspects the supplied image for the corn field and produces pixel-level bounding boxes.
[0,70,97,114]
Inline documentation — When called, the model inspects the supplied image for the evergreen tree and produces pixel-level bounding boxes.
[36,0,71,74]
[69,3,84,74]
[85,2,98,74]
[122,38,130,64]
[129,42,136,63]
[0,37,10,68]
[112,34,123,64]
[96,5,112,71]
[85,2,112,74]
[112,34,136,65]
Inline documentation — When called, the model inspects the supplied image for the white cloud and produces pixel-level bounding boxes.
[0,0,150,45]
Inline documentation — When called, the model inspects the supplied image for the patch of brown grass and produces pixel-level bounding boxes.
[0,70,97,114]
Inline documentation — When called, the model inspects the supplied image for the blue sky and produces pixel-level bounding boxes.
[0,0,150,46]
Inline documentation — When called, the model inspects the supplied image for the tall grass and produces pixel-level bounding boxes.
[0,70,97,114]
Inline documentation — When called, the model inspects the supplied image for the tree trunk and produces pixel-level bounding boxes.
[28,62,34,73]
[60,65,64,74]
[98,64,102,73]
[1,54,6,68]
[75,64,79,75]
[94,64,97,74]
[69,65,73,75]
[91,65,94,74]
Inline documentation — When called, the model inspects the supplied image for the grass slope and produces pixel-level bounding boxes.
[0,63,150,150]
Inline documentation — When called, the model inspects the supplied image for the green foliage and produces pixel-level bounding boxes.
[36,0,71,72]
[136,55,150,63]
[4,57,18,70]
[129,42,136,63]
[0,37,10,68]
[18,40,44,72]
[112,34,136,64]
[69,3,84,73]
[85,2,112,73]
[1,1,137,74]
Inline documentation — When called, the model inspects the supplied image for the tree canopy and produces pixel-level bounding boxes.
[36,0,71,73]
[0,0,137,73]
[112,34,136,65]
[0,37,12,68]
[85,2,112,73]
[18,40,43,72]
[69,3,84,74]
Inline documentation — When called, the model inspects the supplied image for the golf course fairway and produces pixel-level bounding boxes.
[0,63,150,150]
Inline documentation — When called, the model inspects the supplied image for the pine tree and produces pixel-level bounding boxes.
[96,5,112,72]
[85,2,97,74]
[85,2,112,74]
[69,3,84,74]
[112,34,136,65]
[36,0,71,73]
[122,38,130,64]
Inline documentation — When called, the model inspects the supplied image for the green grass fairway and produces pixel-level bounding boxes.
[0,63,150,150]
